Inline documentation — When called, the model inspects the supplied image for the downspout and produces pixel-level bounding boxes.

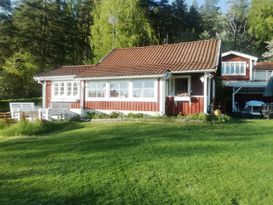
[37,80,46,109]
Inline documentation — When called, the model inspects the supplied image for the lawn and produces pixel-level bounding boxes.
[0,120,273,205]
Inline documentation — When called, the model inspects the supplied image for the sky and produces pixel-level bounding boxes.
[177,0,229,13]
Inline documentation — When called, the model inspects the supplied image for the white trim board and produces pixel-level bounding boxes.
[222,51,258,61]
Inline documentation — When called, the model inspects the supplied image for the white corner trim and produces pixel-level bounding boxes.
[34,75,76,81]
[222,51,258,61]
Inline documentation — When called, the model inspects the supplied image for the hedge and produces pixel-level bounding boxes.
[0,97,42,112]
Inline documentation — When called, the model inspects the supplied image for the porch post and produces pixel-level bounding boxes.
[203,73,208,113]
[207,77,211,108]
[232,87,242,112]
[42,81,46,109]
[159,79,166,115]
[80,80,85,115]
[212,79,215,100]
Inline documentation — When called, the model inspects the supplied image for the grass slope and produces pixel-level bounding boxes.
[0,120,273,205]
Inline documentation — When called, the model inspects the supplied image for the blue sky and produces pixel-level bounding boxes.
[172,0,229,13]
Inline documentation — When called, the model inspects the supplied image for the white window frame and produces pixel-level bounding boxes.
[109,80,129,98]
[87,81,107,99]
[52,81,80,102]
[222,61,246,76]
[85,79,158,102]
[168,75,191,97]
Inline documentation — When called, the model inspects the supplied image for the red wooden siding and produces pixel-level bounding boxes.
[46,81,51,108]
[85,101,159,111]
[165,96,204,115]
[221,54,250,81]
[45,81,80,109]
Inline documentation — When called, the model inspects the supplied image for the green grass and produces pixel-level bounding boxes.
[0,120,273,204]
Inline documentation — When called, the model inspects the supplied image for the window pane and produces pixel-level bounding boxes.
[60,82,65,96]
[67,82,72,96]
[54,83,59,96]
[88,81,106,98]
[240,63,244,74]
[110,81,119,97]
[175,78,188,96]
[254,71,267,80]
[133,79,154,98]
[73,82,78,96]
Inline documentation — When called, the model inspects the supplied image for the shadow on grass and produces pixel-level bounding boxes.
[1,120,273,204]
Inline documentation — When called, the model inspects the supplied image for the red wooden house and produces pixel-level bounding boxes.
[34,39,221,116]
[221,51,273,114]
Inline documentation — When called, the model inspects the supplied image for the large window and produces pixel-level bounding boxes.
[88,81,106,98]
[222,61,246,75]
[86,79,157,101]
[254,70,273,81]
[175,78,189,96]
[53,81,79,98]
[110,80,129,98]
[133,79,154,98]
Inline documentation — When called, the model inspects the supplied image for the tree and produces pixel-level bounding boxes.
[186,1,203,40]
[262,40,273,61]
[12,0,94,70]
[248,0,273,47]
[0,51,39,98]
[90,0,157,61]
[225,0,249,49]
[200,0,223,38]
[0,0,14,67]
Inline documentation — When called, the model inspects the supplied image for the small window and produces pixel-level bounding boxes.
[133,79,154,98]
[88,81,106,98]
[175,78,189,96]
[222,62,245,75]
[110,80,129,98]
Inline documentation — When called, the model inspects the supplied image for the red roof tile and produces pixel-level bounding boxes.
[36,39,221,79]
[79,39,221,78]
[254,62,273,70]
[35,65,93,77]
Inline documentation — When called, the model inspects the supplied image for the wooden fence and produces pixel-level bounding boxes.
[0,112,16,126]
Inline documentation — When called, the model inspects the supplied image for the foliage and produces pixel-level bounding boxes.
[248,0,273,47]
[224,0,249,50]
[0,51,40,98]
[1,120,273,204]
[262,40,273,61]
[200,0,223,38]
[90,0,157,61]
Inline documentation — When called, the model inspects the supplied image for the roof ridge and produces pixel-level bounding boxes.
[59,64,94,68]
[113,39,219,50]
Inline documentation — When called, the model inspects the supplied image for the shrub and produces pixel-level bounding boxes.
[109,112,123,118]
[186,113,209,121]
[125,113,145,119]
[0,120,79,136]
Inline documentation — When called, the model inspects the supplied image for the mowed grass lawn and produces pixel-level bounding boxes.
[0,120,273,205]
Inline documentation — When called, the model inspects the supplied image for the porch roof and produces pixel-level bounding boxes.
[223,81,267,88]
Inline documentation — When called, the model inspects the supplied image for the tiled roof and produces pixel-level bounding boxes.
[254,62,273,70]
[79,39,221,78]
[35,39,221,79]
[35,65,93,77]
